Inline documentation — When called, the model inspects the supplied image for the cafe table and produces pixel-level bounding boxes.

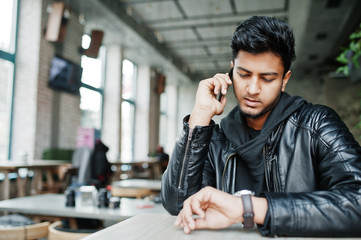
[0,193,167,222]
[0,160,70,200]
[81,213,361,240]
[111,158,162,180]
[111,179,161,198]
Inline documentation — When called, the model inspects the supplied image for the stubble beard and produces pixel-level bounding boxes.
[239,91,282,120]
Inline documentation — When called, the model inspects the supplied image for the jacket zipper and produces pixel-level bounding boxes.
[221,153,236,191]
[178,128,193,189]
[263,147,270,191]
[272,159,279,192]
[264,145,280,192]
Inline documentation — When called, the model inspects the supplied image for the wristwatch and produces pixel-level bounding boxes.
[233,190,255,228]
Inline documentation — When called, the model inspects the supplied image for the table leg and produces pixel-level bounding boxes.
[16,172,26,197]
[46,169,55,191]
[31,169,43,195]
[112,166,122,181]
[2,171,10,200]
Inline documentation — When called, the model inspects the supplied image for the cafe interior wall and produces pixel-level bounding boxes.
[11,0,83,160]
[287,73,361,144]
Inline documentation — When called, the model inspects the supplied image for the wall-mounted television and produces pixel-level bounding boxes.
[48,55,83,95]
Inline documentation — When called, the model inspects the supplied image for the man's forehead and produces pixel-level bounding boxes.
[234,51,284,74]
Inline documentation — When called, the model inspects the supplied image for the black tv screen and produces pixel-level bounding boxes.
[48,55,83,95]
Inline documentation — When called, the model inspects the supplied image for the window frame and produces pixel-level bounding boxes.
[121,59,137,162]
[79,45,106,130]
[1,0,19,160]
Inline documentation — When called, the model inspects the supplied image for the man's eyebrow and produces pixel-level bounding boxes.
[236,66,251,73]
[236,66,279,76]
[260,72,279,76]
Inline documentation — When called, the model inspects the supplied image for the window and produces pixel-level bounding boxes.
[79,35,104,130]
[0,0,18,160]
[0,0,17,54]
[0,60,14,160]
[121,59,137,161]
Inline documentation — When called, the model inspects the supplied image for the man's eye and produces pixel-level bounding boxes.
[263,78,274,83]
[239,74,250,78]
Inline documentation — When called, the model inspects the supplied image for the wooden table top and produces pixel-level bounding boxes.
[110,158,160,165]
[0,160,69,170]
[82,213,360,240]
[81,213,260,240]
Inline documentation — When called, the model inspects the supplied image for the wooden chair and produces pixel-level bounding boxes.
[0,221,49,240]
[48,221,92,240]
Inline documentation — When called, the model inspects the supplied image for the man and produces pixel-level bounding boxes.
[161,16,361,237]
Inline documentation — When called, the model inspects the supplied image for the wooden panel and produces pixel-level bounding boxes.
[84,30,104,58]
[45,2,67,42]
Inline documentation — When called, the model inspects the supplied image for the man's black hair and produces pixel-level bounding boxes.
[230,16,296,74]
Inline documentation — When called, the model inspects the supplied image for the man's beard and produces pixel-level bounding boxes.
[239,91,282,119]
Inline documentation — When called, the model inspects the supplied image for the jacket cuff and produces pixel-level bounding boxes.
[263,192,296,237]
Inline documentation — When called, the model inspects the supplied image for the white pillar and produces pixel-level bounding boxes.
[12,0,42,160]
[163,77,178,156]
[134,65,150,160]
[102,45,123,161]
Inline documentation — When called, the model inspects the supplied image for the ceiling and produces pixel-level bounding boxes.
[67,0,361,82]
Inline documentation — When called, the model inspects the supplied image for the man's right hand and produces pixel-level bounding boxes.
[189,73,233,128]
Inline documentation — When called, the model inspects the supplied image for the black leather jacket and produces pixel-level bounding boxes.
[161,100,361,237]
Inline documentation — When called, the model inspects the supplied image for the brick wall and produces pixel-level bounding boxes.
[13,0,83,160]
[55,15,83,150]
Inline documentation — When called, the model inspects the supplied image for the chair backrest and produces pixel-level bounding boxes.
[48,221,92,240]
[0,221,49,240]
[71,147,92,185]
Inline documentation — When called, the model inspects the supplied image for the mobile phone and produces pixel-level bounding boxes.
[229,67,233,81]
[217,68,233,102]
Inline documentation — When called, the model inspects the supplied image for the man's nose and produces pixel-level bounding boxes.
[247,77,261,95]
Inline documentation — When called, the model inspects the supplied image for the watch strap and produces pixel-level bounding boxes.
[241,194,254,228]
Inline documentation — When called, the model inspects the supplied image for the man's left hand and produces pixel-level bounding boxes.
[175,186,243,234]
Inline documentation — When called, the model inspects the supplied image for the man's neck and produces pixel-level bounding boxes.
[245,111,271,130]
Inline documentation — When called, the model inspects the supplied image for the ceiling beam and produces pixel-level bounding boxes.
[99,0,197,80]
[166,36,230,47]
[148,9,288,26]
[184,54,231,62]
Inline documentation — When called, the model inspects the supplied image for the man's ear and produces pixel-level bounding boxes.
[282,70,291,91]
[231,61,234,69]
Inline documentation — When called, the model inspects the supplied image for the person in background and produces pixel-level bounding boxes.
[156,145,169,173]
[161,16,361,237]
[90,139,112,188]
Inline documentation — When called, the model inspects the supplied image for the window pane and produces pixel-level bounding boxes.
[80,87,102,129]
[122,59,136,100]
[81,55,102,88]
[0,59,14,159]
[0,0,17,53]
[121,101,134,161]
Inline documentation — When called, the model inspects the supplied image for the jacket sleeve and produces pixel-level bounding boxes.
[161,115,215,215]
[264,105,361,237]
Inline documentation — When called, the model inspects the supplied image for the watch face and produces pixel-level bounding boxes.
[239,190,254,195]
[233,190,255,197]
